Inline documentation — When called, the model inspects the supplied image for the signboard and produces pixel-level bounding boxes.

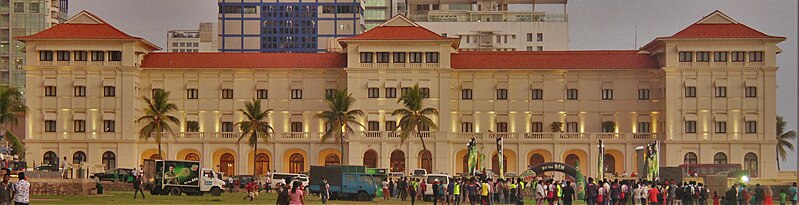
[155,160,200,186]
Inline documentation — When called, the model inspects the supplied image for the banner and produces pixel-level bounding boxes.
[467,137,478,175]
[597,139,605,179]
[644,141,660,181]
[496,134,504,179]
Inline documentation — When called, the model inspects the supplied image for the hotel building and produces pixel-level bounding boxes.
[20,11,785,179]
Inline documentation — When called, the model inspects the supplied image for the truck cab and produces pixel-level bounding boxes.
[200,169,226,194]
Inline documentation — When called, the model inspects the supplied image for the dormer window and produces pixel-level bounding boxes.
[376,52,389,63]
[360,52,373,63]
[393,52,406,63]
[409,52,422,63]
[425,52,439,63]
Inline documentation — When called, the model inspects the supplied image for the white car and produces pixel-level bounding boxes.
[270,173,309,189]
[423,174,452,200]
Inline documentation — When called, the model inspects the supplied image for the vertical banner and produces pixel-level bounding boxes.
[496,134,504,179]
[598,139,605,179]
[645,141,660,181]
[467,137,477,175]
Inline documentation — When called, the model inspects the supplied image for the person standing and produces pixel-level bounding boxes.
[400,177,408,201]
[481,179,491,205]
[133,174,145,199]
[562,181,576,205]
[780,189,787,205]
[389,178,396,198]
[586,178,599,205]
[541,180,551,205]
[468,178,479,205]
[789,183,798,205]
[448,178,456,205]
[277,183,290,205]
[453,178,461,205]
[634,183,643,205]
[726,184,739,205]
[754,184,765,205]
[648,184,660,205]
[289,181,305,205]
[320,178,329,204]
[0,174,14,205]
[60,157,68,179]
[382,178,390,200]
[13,173,28,205]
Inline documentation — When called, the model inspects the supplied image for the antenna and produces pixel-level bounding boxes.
[634,25,638,49]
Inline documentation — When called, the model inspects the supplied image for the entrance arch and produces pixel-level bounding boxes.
[524,162,580,180]
[212,148,237,176]
[363,150,377,168]
[282,149,308,173]
[140,149,166,164]
[491,149,517,174]
[604,149,624,176]
[419,150,432,173]
[43,151,58,166]
[247,149,272,175]
[527,149,552,168]
[177,148,201,161]
[455,149,468,174]
[317,149,342,166]
[390,150,405,172]
[562,149,588,173]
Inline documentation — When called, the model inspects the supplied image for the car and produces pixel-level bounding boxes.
[90,168,135,182]
[270,173,309,189]
[411,168,427,176]
[32,164,60,172]
[423,174,452,201]
[390,172,405,178]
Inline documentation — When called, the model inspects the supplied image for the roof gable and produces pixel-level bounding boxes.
[65,11,106,24]
[696,10,739,24]
[17,10,161,50]
[379,15,420,27]
[642,10,785,50]
[341,15,451,41]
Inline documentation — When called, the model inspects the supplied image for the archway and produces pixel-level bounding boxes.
[317,149,342,166]
[562,149,588,174]
[140,149,166,164]
[530,154,545,167]
[363,150,377,168]
[684,152,698,164]
[102,151,116,170]
[247,149,272,175]
[73,151,87,164]
[255,153,270,175]
[390,150,405,172]
[744,153,758,177]
[713,152,728,164]
[527,149,552,168]
[282,149,308,173]
[491,149,517,174]
[603,149,624,176]
[289,153,305,173]
[604,154,616,174]
[43,151,58,166]
[185,153,200,161]
[419,150,432,173]
[324,153,341,165]
[176,148,201,161]
[455,149,468,174]
[220,153,235,177]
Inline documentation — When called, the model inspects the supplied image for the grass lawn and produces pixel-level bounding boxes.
[31,191,592,205]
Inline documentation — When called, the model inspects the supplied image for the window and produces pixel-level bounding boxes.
[39,51,53,61]
[291,89,302,99]
[566,89,578,100]
[74,86,86,97]
[109,51,122,61]
[715,86,727,98]
[696,52,710,62]
[74,120,86,132]
[44,86,56,96]
[186,121,199,132]
[376,52,389,63]
[745,86,757,98]
[531,89,543,100]
[56,51,70,61]
[367,121,380,131]
[526,46,533,51]
[103,120,115,132]
[685,86,696,97]
[495,122,508,132]
[360,52,373,63]
[74,51,88,61]
[290,122,303,132]
[325,89,335,99]
[401,87,410,95]
[713,153,728,164]
[425,52,439,63]
[714,52,727,62]
[745,121,757,133]
[73,151,87,164]
[749,51,763,62]
[187,89,198,99]
[526,33,533,42]
[461,122,474,132]
[102,152,116,170]
[684,152,698,164]
[13,2,23,12]
[685,121,697,133]
[45,120,56,132]
[744,153,758,177]
[90,51,105,61]
[103,86,115,97]
[385,88,397,98]
[496,89,508,100]
[222,122,234,132]
[368,88,379,98]
[537,46,543,51]
[638,122,651,133]
[461,89,473,100]
[393,52,406,63]
[679,51,692,62]
[421,88,430,98]
[601,89,613,100]
[409,52,422,63]
[536,33,543,42]
[152,89,163,98]
[715,121,727,133]
[731,51,745,62]
[256,89,268,99]
[638,89,650,100]
[566,122,578,132]
[29,2,39,13]
[385,121,397,131]
[531,122,543,132]
[221,89,233,99]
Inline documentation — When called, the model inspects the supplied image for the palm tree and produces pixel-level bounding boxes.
[236,99,275,176]
[392,84,438,151]
[314,89,363,164]
[0,86,27,158]
[776,116,796,170]
[136,90,180,160]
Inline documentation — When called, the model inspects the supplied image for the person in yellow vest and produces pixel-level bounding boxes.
[557,181,563,205]
[518,178,526,203]
[482,179,491,205]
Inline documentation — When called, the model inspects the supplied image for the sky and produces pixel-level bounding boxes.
[69,0,799,170]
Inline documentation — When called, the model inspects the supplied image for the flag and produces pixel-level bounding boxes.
[467,137,477,175]
[598,139,605,179]
[496,134,504,179]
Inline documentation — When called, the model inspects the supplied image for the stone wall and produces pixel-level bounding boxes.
[27,178,96,195]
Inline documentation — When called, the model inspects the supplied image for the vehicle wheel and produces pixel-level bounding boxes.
[357,191,369,201]
[169,187,182,196]
[210,187,222,196]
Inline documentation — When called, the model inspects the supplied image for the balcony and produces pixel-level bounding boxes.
[410,12,568,23]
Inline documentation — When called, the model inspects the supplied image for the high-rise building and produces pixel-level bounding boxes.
[0,0,67,87]
[167,22,218,53]
[363,0,401,30]
[217,0,362,53]
[408,0,568,51]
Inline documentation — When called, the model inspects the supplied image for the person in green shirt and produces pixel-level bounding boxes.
[780,189,788,205]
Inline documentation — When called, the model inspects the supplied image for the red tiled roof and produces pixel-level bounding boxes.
[451,50,658,70]
[343,26,451,40]
[668,23,782,39]
[18,24,141,40]
[140,53,347,69]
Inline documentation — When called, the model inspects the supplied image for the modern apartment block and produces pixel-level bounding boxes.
[22,11,787,181]
[1,0,67,87]
[167,22,218,53]
[363,0,401,30]
[408,0,568,51]
[217,0,362,53]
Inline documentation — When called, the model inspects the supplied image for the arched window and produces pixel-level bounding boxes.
[419,150,432,173]
[220,153,235,177]
[684,152,698,164]
[43,151,58,166]
[603,154,615,174]
[744,153,758,177]
[324,153,340,166]
[529,154,545,168]
[73,151,87,164]
[462,152,469,173]
[185,153,200,161]
[390,150,405,172]
[363,150,377,168]
[289,153,304,173]
[102,151,116,170]
[255,153,269,175]
[713,152,728,164]
[565,154,579,168]
[149,154,162,160]
[491,153,508,175]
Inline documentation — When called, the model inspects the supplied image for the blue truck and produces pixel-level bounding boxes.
[308,165,378,201]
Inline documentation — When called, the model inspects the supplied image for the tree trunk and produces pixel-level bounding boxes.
[157,124,163,160]
[340,130,346,165]
[254,135,258,176]
[417,124,428,152]
[776,148,781,171]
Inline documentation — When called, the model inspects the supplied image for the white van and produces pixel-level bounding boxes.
[423,174,452,200]
[270,173,309,189]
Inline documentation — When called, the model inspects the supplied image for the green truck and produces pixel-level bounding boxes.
[308,165,378,201]
[150,160,226,196]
